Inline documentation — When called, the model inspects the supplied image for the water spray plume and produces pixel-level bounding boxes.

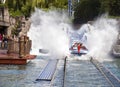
[28,9,71,59]
[86,15,118,59]
[28,9,118,60]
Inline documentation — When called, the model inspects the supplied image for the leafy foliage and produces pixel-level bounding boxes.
[3,0,68,17]
[1,0,120,23]
[74,0,101,24]
[74,0,120,24]
[105,0,120,16]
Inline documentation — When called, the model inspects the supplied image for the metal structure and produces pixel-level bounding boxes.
[36,59,58,81]
[68,0,80,16]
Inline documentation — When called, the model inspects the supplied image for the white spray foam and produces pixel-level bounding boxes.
[85,15,118,59]
[28,9,118,60]
[28,9,71,59]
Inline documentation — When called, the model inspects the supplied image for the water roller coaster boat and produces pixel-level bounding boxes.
[38,40,88,55]
[70,41,88,55]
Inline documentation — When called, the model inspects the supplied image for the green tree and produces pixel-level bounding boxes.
[108,0,120,16]
[99,0,109,14]
[74,0,101,24]
[4,0,68,17]
[98,0,120,16]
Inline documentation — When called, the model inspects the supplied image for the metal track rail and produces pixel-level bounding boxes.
[50,56,67,87]
[90,58,120,87]
[63,57,67,87]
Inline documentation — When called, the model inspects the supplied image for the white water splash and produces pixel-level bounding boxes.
[85,15,118,59]
[28,9,118,60]
[28,9,71,59]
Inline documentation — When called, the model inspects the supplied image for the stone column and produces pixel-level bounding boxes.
[19,36,25,58]
[24,36,29,55]
[27,40,31,54]
[7,39,14,54]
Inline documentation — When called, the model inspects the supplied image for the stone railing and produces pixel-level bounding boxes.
[19,36,31,58]
[7,36,31,58]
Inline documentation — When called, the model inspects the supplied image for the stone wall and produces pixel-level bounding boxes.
[19,18,31,37]
[0,7,31,40]
[8,16,31,37]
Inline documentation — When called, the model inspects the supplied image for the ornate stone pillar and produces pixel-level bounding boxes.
[7,39,14,54]
[19,36,25,58]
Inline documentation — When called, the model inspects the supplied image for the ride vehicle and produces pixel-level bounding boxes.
[69,41,88,55]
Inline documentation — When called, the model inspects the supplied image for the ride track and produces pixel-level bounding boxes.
[63,57,120,87]
[90,57,120,87]
[35,56,120,87]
